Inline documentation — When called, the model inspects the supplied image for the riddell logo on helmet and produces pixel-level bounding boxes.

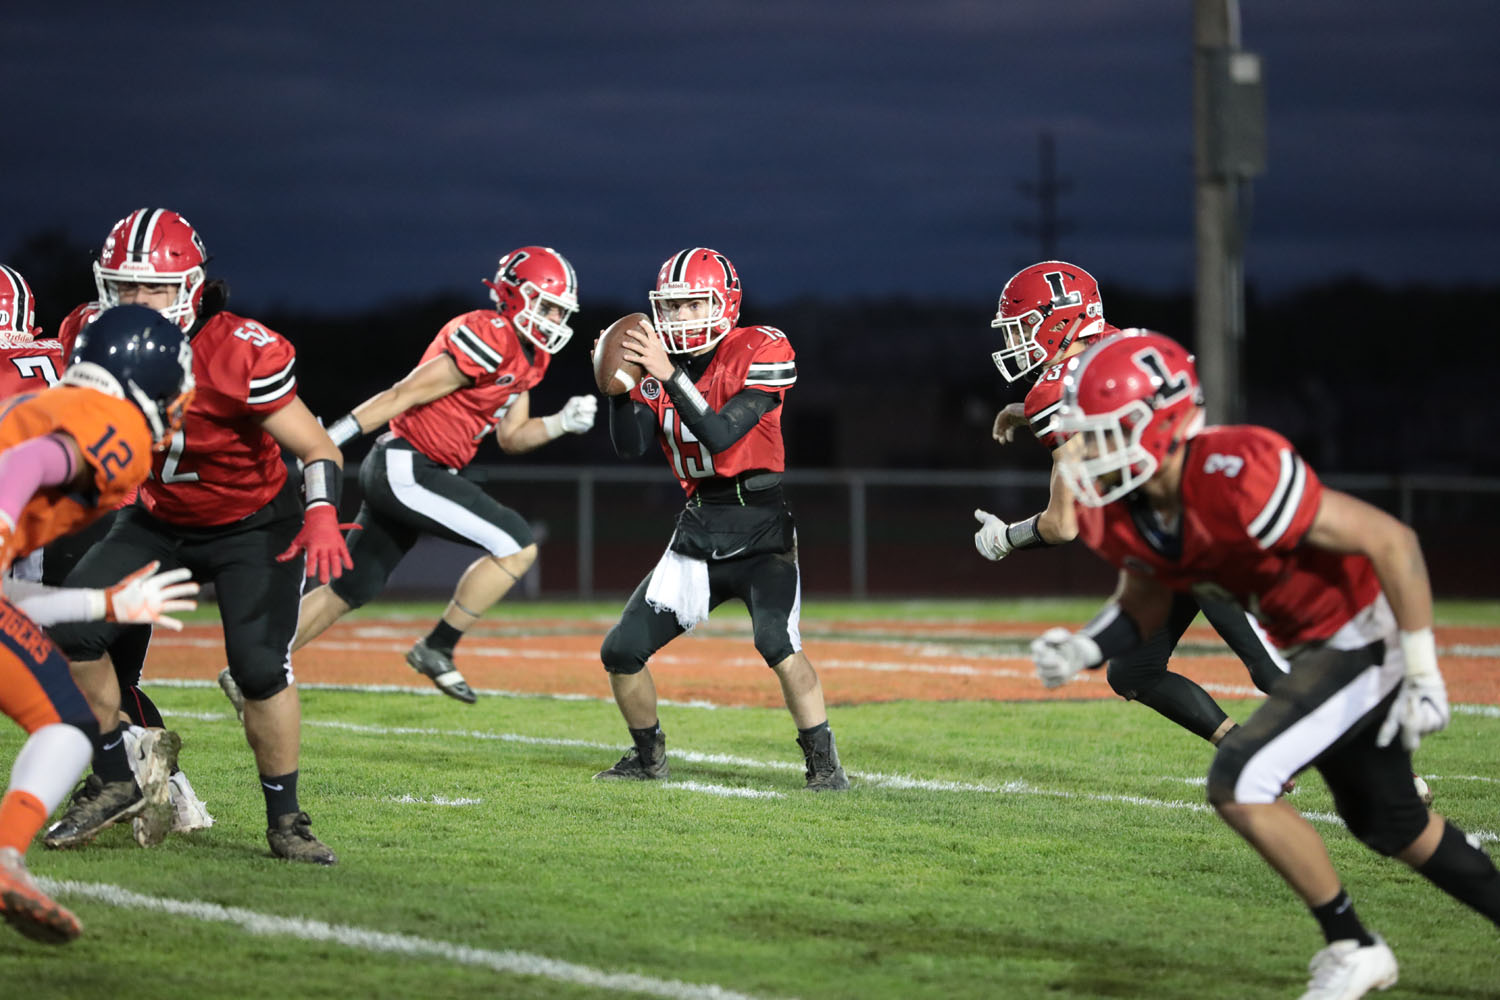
[0,309,9,325]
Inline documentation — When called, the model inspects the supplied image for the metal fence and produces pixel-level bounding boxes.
[371,465,1500,600]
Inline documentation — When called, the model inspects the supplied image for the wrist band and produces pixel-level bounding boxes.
[326,413,361,447]
[1003,513,1053,550]
[302,458,341,511]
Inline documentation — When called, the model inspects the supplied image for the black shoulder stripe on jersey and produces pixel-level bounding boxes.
[247,357,297,405]
[450,324,502,373]
[1249,450,1306,549]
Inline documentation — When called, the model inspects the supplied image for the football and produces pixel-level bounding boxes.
[593,312,650,396]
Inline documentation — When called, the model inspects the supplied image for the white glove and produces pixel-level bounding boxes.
[1376,628,1451,752]
[974,509,1014,561]
[545,394,597,437]
[1031,627,1102,689]
[992,402,1028,445]
[99,562,200,632]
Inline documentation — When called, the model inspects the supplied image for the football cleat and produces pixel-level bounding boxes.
[218,667,246,721]
[129,729,182,847]
[1300,935,1398,999]
[594,731,669,781]
[42,775,144,848]
[405,639,477,703]
[0,847,82,944]
[267,811,337,866]
[167,771,215,833]
[796,728,850,792]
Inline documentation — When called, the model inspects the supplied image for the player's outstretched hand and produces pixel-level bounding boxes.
[992,402,1028,444]
[559,395,598,434]
[1030,627,1101,689]
[276,505,358,584]
[104,561,200,631]
[973,509,1014,561]
[1377,674,1450,751]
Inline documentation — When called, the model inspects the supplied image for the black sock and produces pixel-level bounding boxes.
[94,723,136,785]
[798,721,830,739]
[1309,888,1374,946]
[260,770,301,825]
[1417,821,1500,926]
[629,723,661,756]
[425,621,463,656]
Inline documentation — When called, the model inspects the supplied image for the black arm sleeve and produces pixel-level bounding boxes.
[607,393,659,459]
[661,367,781,454]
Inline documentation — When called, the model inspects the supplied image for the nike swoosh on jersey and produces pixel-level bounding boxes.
[711,545,749,559]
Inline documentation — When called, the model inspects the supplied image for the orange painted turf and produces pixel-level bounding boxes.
[145,618,1500,708]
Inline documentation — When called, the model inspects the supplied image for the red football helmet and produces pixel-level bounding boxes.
[93,208,209,331]
[649,248,742,353]
[1054,330,1205,507]
[0,264,40,339]
[484,246,579,354]
[991,260,1106,383]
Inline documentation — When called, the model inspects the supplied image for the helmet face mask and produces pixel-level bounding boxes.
[62,304,196,451]
[991,260,1105,383]
[486,246,579,354]
[93,208,209,332]
[649,248,741,354]
[1054,330,1204,507]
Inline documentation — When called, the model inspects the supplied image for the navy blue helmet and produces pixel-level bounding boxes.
[63,304,195,449]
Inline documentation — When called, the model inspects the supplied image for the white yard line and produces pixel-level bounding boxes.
[154,703,1500,845]
[36,879,787,1000]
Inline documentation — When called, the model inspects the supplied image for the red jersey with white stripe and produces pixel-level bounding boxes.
[0,335,66,398]
[1074,425,1381,649]
[1024,323,1122,451]
[389,309,551,469]
[74,308,297,526]
[632,324,795,496]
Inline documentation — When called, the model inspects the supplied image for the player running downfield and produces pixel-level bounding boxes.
[1031,330,1500,999]
[594,248,848,790]
[974,261,1290,751]
[213,245,595,707]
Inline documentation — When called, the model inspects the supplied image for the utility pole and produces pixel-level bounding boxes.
[1194,0,1265,424]
[1016,131,1072,262]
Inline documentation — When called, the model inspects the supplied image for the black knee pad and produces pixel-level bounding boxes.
[231,657,292,702]
[329,555,386,609]
[1106,659,1153,701]
[1205,736,1249,806]
[752,625,796,669]
[1332,778,1431,856]
[600,624,648,675]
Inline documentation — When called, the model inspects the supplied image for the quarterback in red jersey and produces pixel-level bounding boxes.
[974,261,1289,750]
[46,209,349,865]
[595,248,846,790]
[1032,331,1499,998]
[223,245,596,705]
[0,304,198,944]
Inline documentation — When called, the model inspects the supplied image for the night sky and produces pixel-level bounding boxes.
[7,1,1497,314]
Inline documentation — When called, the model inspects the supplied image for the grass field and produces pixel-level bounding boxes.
[4,599,1497,999]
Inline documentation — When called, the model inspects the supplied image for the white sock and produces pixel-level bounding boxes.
[9,723,93,813]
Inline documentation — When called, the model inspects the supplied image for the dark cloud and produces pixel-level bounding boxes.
[6,1,1496,312]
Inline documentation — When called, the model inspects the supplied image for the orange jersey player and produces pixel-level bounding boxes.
[0,304,197,945]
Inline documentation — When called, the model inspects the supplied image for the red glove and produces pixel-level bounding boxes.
[275,505,357,585]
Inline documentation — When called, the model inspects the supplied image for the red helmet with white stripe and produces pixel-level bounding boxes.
[0,264,40,339]
[93,208,209,331]
[1054,330,1204,507]
[991,260,1106,383]
[483,246,579,354]
[649,248,742,354]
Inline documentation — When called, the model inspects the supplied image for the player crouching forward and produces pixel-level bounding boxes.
[1031,331,1500,999]
[596,248,847,791]
[229,246,597,705]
